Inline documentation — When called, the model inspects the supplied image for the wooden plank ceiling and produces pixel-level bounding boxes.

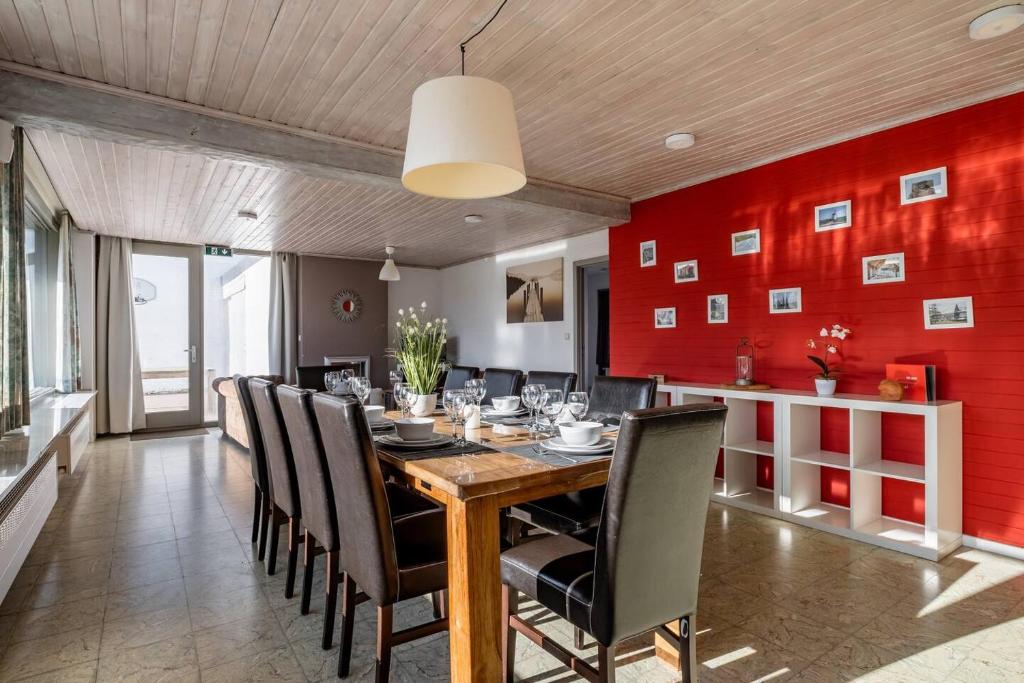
[3,0,1022,265]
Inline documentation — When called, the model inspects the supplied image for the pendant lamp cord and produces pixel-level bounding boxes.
[460,0,510,75]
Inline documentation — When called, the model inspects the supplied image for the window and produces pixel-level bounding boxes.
[24,222,57,395]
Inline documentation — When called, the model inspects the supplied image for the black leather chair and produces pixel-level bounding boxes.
[233,375,273,562]
[443,364,479,392]
[524,370,577,397]
[311,394,449,681]
[482,367,525,404]
[586,375,658,426]
[276,385,342,650]
[501,403,727,683]
[249,378,302,593]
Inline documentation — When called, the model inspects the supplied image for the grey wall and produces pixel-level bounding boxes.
[297,255,388,388]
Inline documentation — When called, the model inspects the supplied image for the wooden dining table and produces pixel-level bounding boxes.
[375,412,614,683]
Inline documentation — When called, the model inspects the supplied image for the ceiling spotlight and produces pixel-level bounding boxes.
[969,5,1024,39]
[237,209,258,220]
[464,214,484,224]
[378,246,401,282]
[664,132,696,150]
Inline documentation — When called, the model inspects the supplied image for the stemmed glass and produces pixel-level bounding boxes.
[394,382,411,418]
[352,377,372,405]
[521,383,545,429]
[566,392,589,422]
[540,389,564,433]
[464,378,486,413]
[443,389,468,445]
[324,371,345,394]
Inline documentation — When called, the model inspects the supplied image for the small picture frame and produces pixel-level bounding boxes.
[654,307,676,328]
[640,240,657,267]
[707,294,728,324]
[862,252,906,284]
[674,260,698,283]
[900,167,947,205]
[814,200,852,232]
[924,296,974,330]
[732,228,760,256]
[769,287,802,314]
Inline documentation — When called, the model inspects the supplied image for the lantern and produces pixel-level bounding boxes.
[736,337,754,386]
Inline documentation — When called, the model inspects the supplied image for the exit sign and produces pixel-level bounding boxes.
[205,245,233,257]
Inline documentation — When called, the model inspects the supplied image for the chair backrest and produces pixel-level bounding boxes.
[588,404,727,646]
[443,365,479,391]
[525,370,577,397]
[276,385,339,550]
[233,375,270,493]
[312,393,399,606]
[295,365,339,392]
[587,376,657,424]
[249,378,300,519]
[482,368,524,403]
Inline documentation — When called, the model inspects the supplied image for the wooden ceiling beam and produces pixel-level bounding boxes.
[0,65,629,226]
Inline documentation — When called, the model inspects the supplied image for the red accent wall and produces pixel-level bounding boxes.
[609,93,1024,546]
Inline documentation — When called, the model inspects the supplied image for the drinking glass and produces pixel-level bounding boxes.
[464,378,486,408]
[324,371,345,394]
[341,369,355,382]
[521,383,545,429]
[443,390,468,445]
[394,382,411,418]
[566,392,589,421]
[541,389,564,432]
[352,377,372,404]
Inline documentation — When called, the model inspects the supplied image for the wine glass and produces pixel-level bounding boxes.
[324,371,345,394]
[465,378,486,409]
[521,383,545,429]
[443,390,468,445]
[540,389,564,432]
[352,377,372,405]
[394,382,411,418]
[566,392,589,421]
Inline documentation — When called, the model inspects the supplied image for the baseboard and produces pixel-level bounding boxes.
[962,535,1024,561]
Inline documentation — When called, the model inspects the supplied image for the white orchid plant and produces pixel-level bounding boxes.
[390,302,448,396]
[806,324,851,380]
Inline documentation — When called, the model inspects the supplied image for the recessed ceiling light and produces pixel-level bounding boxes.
[237,209,258,220]
[969,5,1024,40]
[464,214,484,224]
[664,132,696,150]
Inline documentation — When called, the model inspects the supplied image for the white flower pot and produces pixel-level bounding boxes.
[410,393,438,417]
[815,378,837,396]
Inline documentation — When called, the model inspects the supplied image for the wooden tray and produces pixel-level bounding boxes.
[719,383,772,391]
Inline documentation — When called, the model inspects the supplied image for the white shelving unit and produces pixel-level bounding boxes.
[660,383,962,560]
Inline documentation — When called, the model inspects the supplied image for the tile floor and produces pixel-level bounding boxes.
[2,430,1024,682]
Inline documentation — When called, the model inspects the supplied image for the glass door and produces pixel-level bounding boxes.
[132,242,203,429]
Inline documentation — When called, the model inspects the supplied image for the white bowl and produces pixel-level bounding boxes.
[394,418,435,442]
[491,396,520,412]
[363,405,385,424]
[558,421,604,447]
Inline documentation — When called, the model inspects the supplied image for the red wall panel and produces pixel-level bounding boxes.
[609,93,1024,546]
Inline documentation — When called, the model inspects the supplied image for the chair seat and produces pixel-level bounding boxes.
[390,490,448,601]
[509,486,606,534]
[501,533,595,631]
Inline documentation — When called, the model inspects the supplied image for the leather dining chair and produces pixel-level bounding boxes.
[586,375,658,426]
[249,378,302,594]
[501,403,727,683]
[524,370,577,397]
[311,394,449,681]
[443,364,479,391]
[233,375,273,562]
[276,385,343,650]
[482,367,525,403]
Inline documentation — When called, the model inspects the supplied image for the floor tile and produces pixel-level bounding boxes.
[0,625,102,680]
[95,634,199,682]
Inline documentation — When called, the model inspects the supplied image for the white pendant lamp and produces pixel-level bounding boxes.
[378,246,401,281]
[401,1,525,200]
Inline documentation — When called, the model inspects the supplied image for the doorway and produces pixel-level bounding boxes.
[131,242,203,429]
[574,258,610,393]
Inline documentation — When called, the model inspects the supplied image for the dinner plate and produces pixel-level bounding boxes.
[369,419,394,431]
[481,408,528,418]
[541,437,614,454]
[376,434,454,450]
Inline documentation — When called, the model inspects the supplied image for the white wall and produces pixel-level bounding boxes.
[440,230,608,372]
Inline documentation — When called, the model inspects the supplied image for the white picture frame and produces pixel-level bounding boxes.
[815,200,852,232]
[674,260,698,283]
[900,166,948,205]
[654,307,676,329]
[640,240,657,267]
[862,252,906,285]
[707,294,728,324]
[923,296,974,330]
[769,287,802,314]
[732,229,761,256]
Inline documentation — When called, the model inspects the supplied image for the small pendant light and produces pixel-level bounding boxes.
[378,246,401,281]
[402,1,526,199]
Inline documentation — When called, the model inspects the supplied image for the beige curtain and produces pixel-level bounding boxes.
[55,212,81,393]
[0,127,29,433]
[96,236,146,433]
[268,251,298,383]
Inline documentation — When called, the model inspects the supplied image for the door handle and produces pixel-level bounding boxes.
[184,345,197,364]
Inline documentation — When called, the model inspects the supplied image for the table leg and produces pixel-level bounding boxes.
[446,496,502,683]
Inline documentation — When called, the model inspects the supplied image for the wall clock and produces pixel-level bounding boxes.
[331,289,362,322]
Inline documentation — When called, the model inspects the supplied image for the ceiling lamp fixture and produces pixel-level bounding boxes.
[464,214,484,224]
[969,5,1024,39]
[664,132,696,150]
[402,0,526,200]
[237,209,258,220]
[378,246,401,282]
